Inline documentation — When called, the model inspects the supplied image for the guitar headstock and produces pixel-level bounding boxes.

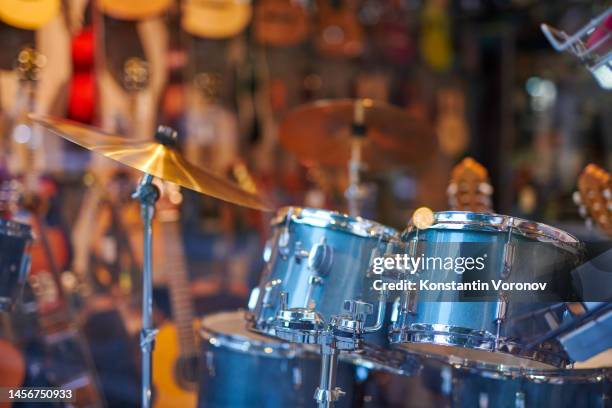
[574,164,612,236]
[16,46,46,83]
[123,57,149,93]
[447,157,493,212]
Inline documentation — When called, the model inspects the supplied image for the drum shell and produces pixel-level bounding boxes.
[393,211,582,368]
[250,207,398,344]
[451,367,611,408]
[0,219,32,311]
[198,310,356,408]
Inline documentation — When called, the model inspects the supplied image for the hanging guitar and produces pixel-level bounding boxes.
[153,182,198,408]
[182,0,252,39]
[574,163,612,237]
[315,0,364,58]
[447,157,493,213]
[254,0,309,47]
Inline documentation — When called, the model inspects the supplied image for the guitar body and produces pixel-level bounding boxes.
[97,0,173,20]
[0,339,25,408]
[0,0,60,30]
[254,0,309,47]
[315,0,363,58]
[153,322,198,408]
[182,0,252,39]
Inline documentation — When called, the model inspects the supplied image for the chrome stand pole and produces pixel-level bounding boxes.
[345,99,366,217]
[315,343,343,408]
[133,173,159,408]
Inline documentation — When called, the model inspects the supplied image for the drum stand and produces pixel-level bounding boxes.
[275,293,387,408]
[132,173,160,408]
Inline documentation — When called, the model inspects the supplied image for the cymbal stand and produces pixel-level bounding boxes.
[132,172,159,408]
[345,100,367,217]
[131,125,181,408]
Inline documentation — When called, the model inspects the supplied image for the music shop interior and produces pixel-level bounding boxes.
[0,0,610,407]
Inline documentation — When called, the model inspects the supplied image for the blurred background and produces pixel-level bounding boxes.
[0,0,610,407]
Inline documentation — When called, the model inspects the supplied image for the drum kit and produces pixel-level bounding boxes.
[0,98,606,407]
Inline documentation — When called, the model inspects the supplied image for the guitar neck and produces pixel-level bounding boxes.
[160,220,198,357]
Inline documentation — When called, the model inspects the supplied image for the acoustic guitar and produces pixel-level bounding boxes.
[254,0,309,47]
[153,182,198,408]
[574,163,612,237]
[447,157,493,213]
[182,0,252,39]
[97,0,174,20]
[315,0,364,58]
[0,0,59,30]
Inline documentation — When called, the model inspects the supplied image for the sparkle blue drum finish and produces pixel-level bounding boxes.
[249,207,399,346]
[392,211,583,369]
[450,367,611,408]
[198,311,356,408]
[0,219,32,311]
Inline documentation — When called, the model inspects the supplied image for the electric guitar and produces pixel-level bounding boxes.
[447,157,493,213]
[153,182,198,408]
[574,163,612,237]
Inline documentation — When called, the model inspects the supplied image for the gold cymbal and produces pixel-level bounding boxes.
[29,114,271,211]
[279,99,436,171]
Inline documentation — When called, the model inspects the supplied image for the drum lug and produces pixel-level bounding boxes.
[406,287,419,315]
[308,275,325,286]
[307,238,333,274]
[205,350,215,376]
[514,391,525,408]
[247,287,260,312]
[278,228,291,258]
[262,238,273,263]
[292,366,303,389]
[293,242,310,263]
[495,297,507,321]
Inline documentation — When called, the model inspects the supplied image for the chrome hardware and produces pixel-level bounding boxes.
[280,291,288,311]
[294,242,310,263]
[205,350,215,376]
[262,238,273,263]
[308,276,324,286]
[308,238,333,273]
[343,300,373,324]
[514,391,525,408]
[247,287,260,311]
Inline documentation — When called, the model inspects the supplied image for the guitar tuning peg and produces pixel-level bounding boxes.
[446,183,458,196]
[585,217,593,229]
[478,182,493,195]
[572,191,582,205]
[578,205,588,218]
[603,189,611,200]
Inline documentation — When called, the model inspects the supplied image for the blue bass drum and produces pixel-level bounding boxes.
[392,211,583,369]
[450,365,611,408]
[198,310,357,408]
[248,207,399,345]
[0,219,32,311]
